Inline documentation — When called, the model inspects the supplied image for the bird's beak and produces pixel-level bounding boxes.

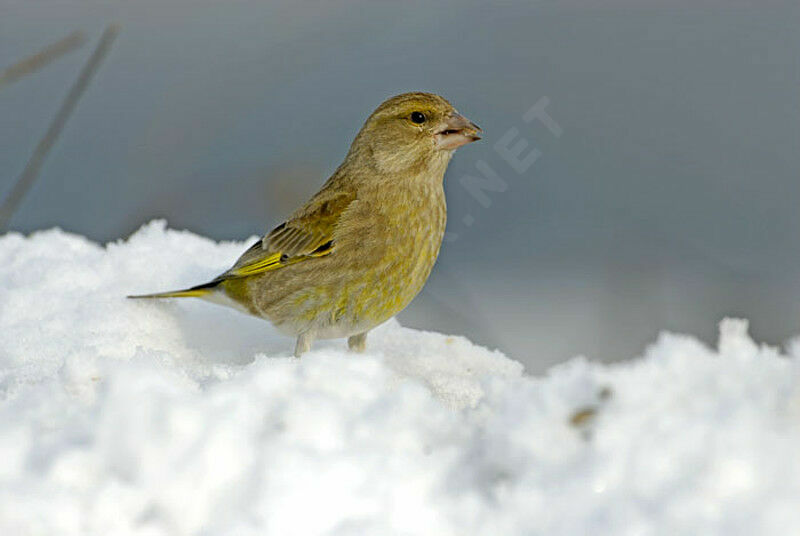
[434,112,482,150]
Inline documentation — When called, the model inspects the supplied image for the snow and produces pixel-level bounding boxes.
[1,220,800,535]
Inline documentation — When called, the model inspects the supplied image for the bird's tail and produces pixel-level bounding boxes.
[127,280,220,299]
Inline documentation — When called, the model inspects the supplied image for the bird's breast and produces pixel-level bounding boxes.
[339,181,447,324]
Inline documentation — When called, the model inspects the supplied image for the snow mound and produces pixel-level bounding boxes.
[1,221,799,535]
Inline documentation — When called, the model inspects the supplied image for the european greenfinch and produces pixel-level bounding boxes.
[130,92,481,356]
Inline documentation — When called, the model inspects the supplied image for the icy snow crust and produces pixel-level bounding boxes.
[2,221,800,535]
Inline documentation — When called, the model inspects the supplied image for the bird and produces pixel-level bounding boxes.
[129,92,481,356]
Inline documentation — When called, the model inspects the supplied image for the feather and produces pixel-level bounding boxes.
[221,190,355,278]
[127,288,213,299]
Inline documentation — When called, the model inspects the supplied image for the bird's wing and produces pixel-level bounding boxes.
[223,190,356,278]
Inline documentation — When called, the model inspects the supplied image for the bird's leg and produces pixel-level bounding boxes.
[347,331,368,353]
[294,331,314,357]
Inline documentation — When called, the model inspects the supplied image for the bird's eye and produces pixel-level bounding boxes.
[410,111,426,124]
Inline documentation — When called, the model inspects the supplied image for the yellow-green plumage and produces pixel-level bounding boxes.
[129,92,481,356]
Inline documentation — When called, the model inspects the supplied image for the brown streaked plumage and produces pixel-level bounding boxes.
[129,92,481,356]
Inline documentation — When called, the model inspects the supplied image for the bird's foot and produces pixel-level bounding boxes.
[347,332,368,353]
[294,332,314,357]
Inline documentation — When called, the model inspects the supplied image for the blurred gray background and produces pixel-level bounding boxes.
[2,0,799,371]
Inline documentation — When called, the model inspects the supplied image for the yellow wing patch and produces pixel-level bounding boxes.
[229,252,284,277]
[223,188,353,280]
[227,240,335,278]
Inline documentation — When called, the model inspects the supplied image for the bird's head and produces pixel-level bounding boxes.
[346,92,481,176]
